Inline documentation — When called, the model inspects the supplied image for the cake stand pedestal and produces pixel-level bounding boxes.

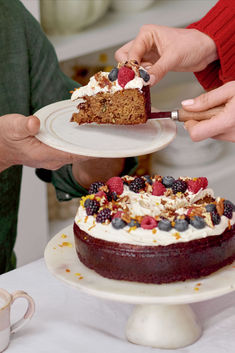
[45,225,235,350]
[126,303,201,349]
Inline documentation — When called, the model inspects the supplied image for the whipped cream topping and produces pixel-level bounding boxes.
[75,186,235,246]
[71,71,146,101]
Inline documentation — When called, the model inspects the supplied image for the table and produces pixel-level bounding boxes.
[0,259,235,352]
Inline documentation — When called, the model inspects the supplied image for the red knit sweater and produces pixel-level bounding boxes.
[187,0,235,90]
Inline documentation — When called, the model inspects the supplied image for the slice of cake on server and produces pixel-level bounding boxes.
[70,60,151,125]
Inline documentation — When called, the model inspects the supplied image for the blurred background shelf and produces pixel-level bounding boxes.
[47,0,217,61]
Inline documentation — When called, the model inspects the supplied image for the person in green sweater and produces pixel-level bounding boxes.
[0,0,136,274]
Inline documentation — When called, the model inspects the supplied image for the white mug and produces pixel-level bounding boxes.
[0,288,35,352]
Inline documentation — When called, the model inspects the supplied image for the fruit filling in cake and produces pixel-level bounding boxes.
[73,175,235,284]
[70,60,151,125]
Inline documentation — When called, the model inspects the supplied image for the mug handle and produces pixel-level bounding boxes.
[10,290,35,334]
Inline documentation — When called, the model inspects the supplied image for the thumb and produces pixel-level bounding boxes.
[26,115,40,136]
[148,52,177,85]
[181,84,233,112]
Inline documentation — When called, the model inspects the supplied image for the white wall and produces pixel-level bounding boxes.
[20,0,40,21]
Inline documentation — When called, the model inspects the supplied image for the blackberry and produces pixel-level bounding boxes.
[211,210,221,225]
[162,176,175,188]
[108,68,119,82]
[129,177,146,193]
[85,199,100,216]
[158,219,172,231]
[205,203,216,212]
[224,200,235,212]
[139,69,150,82]
[105,191,113,202]
[112,217,127,229]
[105,191,118,201]
[223,202,233,219]
[174,219,189,232]
[143,175,153,185]
[128,219,141,228]
[111,192,118,201]
[96,208,112,223]
[84,198,92,208]
[190,216,206,229]
[171,179,187,194]
[88,182,104,195]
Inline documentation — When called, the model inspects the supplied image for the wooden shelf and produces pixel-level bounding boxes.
[47,0,217,62]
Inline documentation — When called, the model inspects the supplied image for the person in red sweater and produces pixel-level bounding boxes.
[115,0,235,142]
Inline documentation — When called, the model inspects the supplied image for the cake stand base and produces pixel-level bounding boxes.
[44,225,235,350]
[126,304,201,349]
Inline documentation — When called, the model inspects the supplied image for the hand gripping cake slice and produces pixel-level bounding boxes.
[73,175,235,284]
[70,60,151,125]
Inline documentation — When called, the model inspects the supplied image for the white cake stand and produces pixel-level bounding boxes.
[44,225,235,350]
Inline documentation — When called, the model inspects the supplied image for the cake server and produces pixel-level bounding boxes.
[149,105,224,122]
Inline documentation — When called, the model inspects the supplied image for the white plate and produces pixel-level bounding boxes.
[44,225,235,305]
[35,100,176,157]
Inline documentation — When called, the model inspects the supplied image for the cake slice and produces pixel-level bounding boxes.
[70,60,151,125]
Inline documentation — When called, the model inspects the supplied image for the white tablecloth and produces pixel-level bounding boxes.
[0,259,235,353]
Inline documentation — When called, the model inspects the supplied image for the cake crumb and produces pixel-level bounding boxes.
[61,234,67,239]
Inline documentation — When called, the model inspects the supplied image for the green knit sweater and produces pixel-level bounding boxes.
[0,0,137,274]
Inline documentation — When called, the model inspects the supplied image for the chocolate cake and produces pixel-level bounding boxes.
[70,61,151,125]
[73,175,235,284]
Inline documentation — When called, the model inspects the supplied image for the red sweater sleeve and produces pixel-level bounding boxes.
[187,0,235,90]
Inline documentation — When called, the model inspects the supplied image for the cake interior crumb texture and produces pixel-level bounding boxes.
[71,87,150,125]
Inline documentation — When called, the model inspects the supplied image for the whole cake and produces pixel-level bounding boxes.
[70,60,151,125]
[73,175,235,284]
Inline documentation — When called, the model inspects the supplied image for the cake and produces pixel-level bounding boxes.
[73,175,235,284]
[70,60,151,125]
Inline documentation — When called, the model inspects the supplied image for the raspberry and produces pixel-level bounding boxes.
[171,179,187,194]
[112,211,123,219]
[95,191,107,199]
[211,210,221,225]
[118,66,135,88]
[152,181,166,196]
[187,177,208,194]
[107,176,124,195]
[96,208,112,223]
[88,182,104,195]
[129,177,145,193]
[85,199,100,216]
[141,216,157,229]
[199,177,208,189]
[223,201,233,219]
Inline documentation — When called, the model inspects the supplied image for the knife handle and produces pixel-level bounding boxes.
[178,105,224,122]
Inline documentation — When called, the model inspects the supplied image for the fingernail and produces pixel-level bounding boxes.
[145,65,152,70]
[181,99,194,106]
